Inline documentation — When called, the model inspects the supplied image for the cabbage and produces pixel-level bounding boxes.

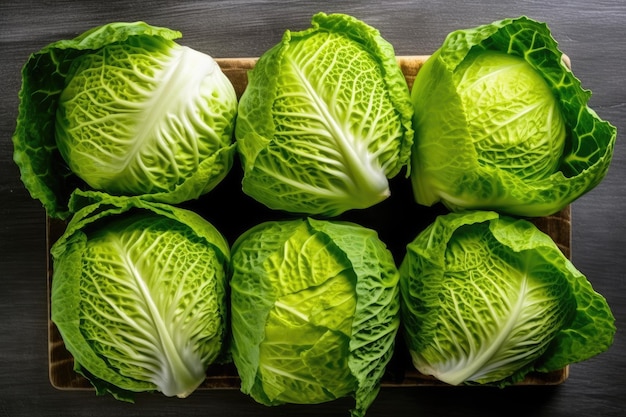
[410,17,616,216]
[50,190,230,400]
[454,50,566,181]
[229,218,400,417]
[12,22,238,219]
[399,210,615,386]
[235,12,414,217]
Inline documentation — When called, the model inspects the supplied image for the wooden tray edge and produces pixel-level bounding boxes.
[46,55,571,391]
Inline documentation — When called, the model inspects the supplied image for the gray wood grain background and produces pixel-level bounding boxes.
[1,1,624,416]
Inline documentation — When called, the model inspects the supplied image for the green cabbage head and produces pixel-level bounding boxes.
[410,17,616,216]
[399,210,615,386]
[235,12,414,217]
[51,190,230,401]
[229,218,400,417]
[13,22,238,219]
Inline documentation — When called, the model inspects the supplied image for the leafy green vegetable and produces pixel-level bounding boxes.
[399,210,615,386]
[51,190,230,400]
[229,218,400,417]
[454,50,567,180]
[410,16,616,216]
[235,12,414,217]
[13,22,238,219]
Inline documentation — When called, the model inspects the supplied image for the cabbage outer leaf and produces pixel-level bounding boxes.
[230,218,399,417]
[410,16,616,217]
[235,12,413,217]
[12,22,236,219]
[399,211,615,386]
[51,190,230,399]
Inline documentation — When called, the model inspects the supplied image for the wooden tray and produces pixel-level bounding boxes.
[47,56,570,391]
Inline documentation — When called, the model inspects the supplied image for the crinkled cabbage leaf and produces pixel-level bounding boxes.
[235,12,414,217]
[410,16,616,216]
[51,190,230,400]
[399,210,615,386]
[230,218,400,417]
[13,22,237,219]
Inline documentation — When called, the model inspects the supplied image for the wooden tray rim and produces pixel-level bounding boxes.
[46,55,571,392]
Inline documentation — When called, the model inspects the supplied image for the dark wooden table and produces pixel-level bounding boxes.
[1,1,624,416]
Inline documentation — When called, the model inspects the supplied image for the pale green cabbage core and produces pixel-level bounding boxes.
[453,50,566,180]
[55,36,237,195]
